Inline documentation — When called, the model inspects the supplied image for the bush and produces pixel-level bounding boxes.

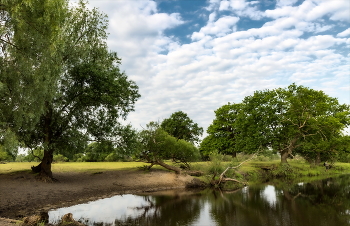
[73,153,86,162]
[53,154,68,162]
[207,151,224,176]
[0,149,12,161]
[271,163,298,179]
[105,153,119,162]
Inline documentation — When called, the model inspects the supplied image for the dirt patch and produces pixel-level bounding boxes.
[0,169,194,221]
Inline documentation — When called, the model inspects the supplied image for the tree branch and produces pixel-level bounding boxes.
[217,153,257,185]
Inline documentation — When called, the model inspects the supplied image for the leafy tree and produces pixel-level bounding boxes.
[139,122,200,173]
[1,1,140,180]
[236,84,349,163]
[200,103,243,158]
[0,0,67,152]
[83,141,115,162]
[161,111,203,144]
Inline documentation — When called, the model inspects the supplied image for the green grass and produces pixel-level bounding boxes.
[189,159,350,186]
[0,162,147,174]
[1,160,349,179]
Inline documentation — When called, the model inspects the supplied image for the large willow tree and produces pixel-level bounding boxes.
[0,0,140,180]
[0,0,67,159]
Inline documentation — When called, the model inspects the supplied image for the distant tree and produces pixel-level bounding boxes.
[1,1,140,180]
[161,111,203,144]
[139,122,200,173]
[200,103,243,158]
[236,84,349,163]
[83,141,115,162]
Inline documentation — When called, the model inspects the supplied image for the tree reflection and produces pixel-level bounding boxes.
[113,192,202,226]
[51,176,350,226]
[208,175,350,226]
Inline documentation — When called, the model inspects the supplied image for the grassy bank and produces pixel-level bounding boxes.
[189,159,350,189]
[1,160,349,183]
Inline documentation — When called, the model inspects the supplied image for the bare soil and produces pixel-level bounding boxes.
[0,169,194,223]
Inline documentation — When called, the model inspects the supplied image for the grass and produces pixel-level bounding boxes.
[0,162,147,174]
[189,159,350,187]
[1,160,349,179]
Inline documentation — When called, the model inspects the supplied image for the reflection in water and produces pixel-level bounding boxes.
[49,175,350,226]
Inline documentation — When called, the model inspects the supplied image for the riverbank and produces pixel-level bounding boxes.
[1,160,349,224]
[0,168,194,222]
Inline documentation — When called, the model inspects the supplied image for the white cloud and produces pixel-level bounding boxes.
[276,0,298,7]
[80,0,350,135]
[337,28,350,37]
[196,16,240,38]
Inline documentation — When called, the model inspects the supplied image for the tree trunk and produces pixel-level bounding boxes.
[280,149,289,164]
[32,150,53,181]
[31,105,55,181]
[232,152,237,158]
[155,160,181,174]
[315,152,321,166]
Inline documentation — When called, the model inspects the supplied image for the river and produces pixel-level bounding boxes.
[49,174,350,226]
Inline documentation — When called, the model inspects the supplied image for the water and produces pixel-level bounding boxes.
[49,175,350,226]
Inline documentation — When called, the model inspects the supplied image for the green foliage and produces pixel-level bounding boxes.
[201,103,243,158]
[83,141,115,162]
[73,153,85,162]
[1,0,140,176]
[161,111,203,144]
[0,148,12,161]
[207,151,224,176]
[24,149,44,162]
[202,84,349,164]
[270,164,298,179]
[53,154,68,162]
[139,121,200,165]
[0,0,68,146]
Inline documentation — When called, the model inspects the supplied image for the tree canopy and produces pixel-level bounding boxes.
[200,103,242,158]
[0,0,68,159]
[201,84,350,164]
[160,111,203,144]
[139,121,200,173]
[0,0,140,179]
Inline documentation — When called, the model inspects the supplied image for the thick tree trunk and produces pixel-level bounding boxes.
[232,152,237,158]
[315,152,321,166]
[32,150,54,181]
[280,150,289,164]
[32,105,55,181]
[155,160,181,174]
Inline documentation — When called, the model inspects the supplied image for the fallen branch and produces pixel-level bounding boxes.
[217,153,258,186]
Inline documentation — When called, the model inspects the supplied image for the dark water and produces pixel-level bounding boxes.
[49,175,350,226]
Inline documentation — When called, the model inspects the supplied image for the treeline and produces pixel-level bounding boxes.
[8,86,350,166]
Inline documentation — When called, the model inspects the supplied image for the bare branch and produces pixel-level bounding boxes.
[217,153,258,185]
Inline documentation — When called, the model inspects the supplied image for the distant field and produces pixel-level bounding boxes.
[0,162,147,174]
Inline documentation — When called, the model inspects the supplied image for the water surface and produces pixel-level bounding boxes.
[49,175,350,226]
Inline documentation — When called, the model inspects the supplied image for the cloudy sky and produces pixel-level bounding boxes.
[83,0,349,136]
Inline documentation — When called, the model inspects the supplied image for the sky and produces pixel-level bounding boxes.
[82,0,350,136]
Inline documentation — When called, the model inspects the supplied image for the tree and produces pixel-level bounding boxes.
[200,103,243,158]
[2,1,140,180]
[139,122,200,173]
[0,0,68,159]
[161,111,203,144]
[236,84,349,163]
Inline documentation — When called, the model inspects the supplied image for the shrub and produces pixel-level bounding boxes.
[53,154,68,162]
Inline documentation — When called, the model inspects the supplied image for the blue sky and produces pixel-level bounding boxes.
[82,0,350,136]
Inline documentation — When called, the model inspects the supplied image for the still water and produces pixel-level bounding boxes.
[49,175,350,226]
